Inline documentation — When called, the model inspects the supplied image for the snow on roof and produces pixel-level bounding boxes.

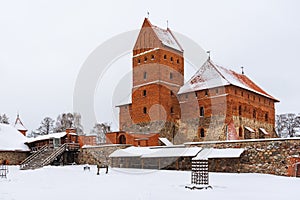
[245,126,255,133]
[259,128,270,135]
[109,146,201,158]
[0,123,30,151]
[141,147,201,158]
[25,132,68,144]
[152,26,183,52]
[178,59,279,102]
[159,138,173,146]
[193,148,245,160]
[109,146,157,158]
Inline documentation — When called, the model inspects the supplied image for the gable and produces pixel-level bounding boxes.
[133,18,183,53]
[178,59,279,102]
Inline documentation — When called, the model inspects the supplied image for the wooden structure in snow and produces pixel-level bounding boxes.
[191,159,209,185]
[0,164,8,178]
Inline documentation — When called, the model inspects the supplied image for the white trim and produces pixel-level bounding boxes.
[133,80,181,89]
[133,48,160,58]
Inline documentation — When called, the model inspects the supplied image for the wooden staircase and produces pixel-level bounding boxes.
[20,143,80,170]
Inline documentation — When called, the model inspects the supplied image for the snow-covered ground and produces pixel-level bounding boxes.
[1,165,300,200]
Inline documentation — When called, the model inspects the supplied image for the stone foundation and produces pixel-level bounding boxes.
[187,138,300,176]
[78,144,130,165]
[0,151,29,165]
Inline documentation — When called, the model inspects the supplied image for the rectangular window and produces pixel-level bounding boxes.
[143,90,147,97]
[200,107,204,117]
[143,72,147,79]
[170,72,173,80]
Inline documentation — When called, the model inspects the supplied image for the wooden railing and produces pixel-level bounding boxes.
[20,145,49,170]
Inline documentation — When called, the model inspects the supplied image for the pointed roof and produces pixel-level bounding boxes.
[14,114,27,131]
[135,18,183,52]
[178,59,279,102]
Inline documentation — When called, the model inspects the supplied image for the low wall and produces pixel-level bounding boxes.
[78,144,131,165]
[186,138,300,176]
[0,151,29,165]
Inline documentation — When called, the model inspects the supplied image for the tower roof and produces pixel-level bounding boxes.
[14,114,27,131]
[178,59,279,102]
[134,18,183,52]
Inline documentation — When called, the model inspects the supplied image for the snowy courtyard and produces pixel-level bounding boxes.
[1,165,300,200]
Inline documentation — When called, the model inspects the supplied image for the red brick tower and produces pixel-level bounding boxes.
[118,18,184,140]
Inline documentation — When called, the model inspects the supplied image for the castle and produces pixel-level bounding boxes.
[113,18,279,145]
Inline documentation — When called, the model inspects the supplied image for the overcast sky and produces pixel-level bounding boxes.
[0,0,299,133]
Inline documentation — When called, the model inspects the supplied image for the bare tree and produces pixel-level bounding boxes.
[276,113,300,137]
[91,123,111,144]
[37,117,54,135]
[54,112,83,134]
[0,114,9,124]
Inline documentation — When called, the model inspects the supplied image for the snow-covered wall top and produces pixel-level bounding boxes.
[0,123,30,151]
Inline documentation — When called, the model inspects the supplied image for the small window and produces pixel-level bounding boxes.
[143,107,147,114]
[265,113,269,122]
[239,127,243,137]
[200,128,205,138]
[205,90,208,96]
[164,55,167,59]
[241,92,244,97]
[235,90,237,95]
[144,57,147,62]
[200,107,204,117]
[170,91,174,96]
[177,59,179,64]
[248,94,250,99]
[151,55,155,60]
[170,57,173,62]
[170,72,173,80]
[253,109,256,119]
[185,94,188,99]
[259,98,261,102]
[138,59,141,64]
[195,92,198,97]
[253,96,256,101]
[216,88,219,94]
[143,90,147,97]
[143,72,147,79]
[239,105,242,116]
[170,107,174,114]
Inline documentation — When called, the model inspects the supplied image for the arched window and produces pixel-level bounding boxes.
[164,55,167,59]
[143,90,147,97]
[151,54,155,60]
[200,107,204,117]
[265,113,269,122]
[143,107,147,114]
[253,109,256,119]
[119,135,126,144]
[144,57,147,62]
[138,59,141,64]
[200,128,205,138]
[177,59,180,64]
[170,57,173,62]
[239,127,243,137]
[170,107,174,114]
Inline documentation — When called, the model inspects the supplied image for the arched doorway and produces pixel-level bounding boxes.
[118,134,126,144]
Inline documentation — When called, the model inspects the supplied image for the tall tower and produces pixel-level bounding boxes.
[119,18,184,140]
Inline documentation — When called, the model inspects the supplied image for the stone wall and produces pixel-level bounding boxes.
[0,151,29,165]
[78,144,130,165]
[186,138,300,176]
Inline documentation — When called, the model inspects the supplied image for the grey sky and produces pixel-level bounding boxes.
[0,0,299,132]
